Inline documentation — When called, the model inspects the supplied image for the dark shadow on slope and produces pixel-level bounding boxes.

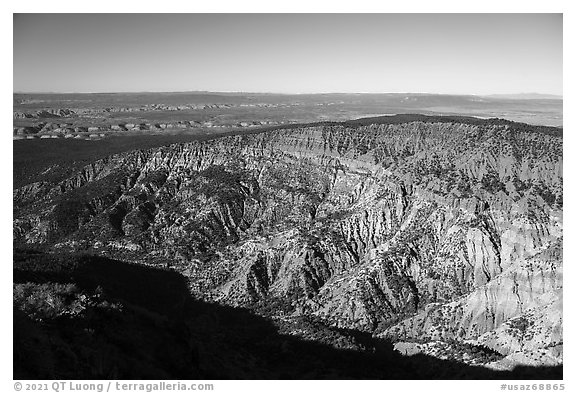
[13,133,226,188]
[13,249,563,380]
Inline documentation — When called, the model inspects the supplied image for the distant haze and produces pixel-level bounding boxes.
[13,14,562,95]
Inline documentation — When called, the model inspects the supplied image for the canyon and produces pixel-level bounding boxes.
[13,114,563,377]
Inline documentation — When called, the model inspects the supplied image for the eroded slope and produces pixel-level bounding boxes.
[14,116,563,369]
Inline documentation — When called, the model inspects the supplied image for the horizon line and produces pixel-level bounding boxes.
[13,90,564,98]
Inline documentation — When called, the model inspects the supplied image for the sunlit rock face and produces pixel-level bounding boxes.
[13,117,562,368]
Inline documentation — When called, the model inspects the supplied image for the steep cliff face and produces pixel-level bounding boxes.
[13,117,562,368]
[378,240,562,369]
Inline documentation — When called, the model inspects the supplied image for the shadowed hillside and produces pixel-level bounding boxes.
[14,250,562,380]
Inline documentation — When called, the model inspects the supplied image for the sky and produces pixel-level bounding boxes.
[13,13,563,95]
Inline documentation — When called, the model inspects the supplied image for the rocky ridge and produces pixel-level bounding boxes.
[13,116,563,369]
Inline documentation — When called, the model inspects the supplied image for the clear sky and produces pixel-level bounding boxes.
[13,13,563,95]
